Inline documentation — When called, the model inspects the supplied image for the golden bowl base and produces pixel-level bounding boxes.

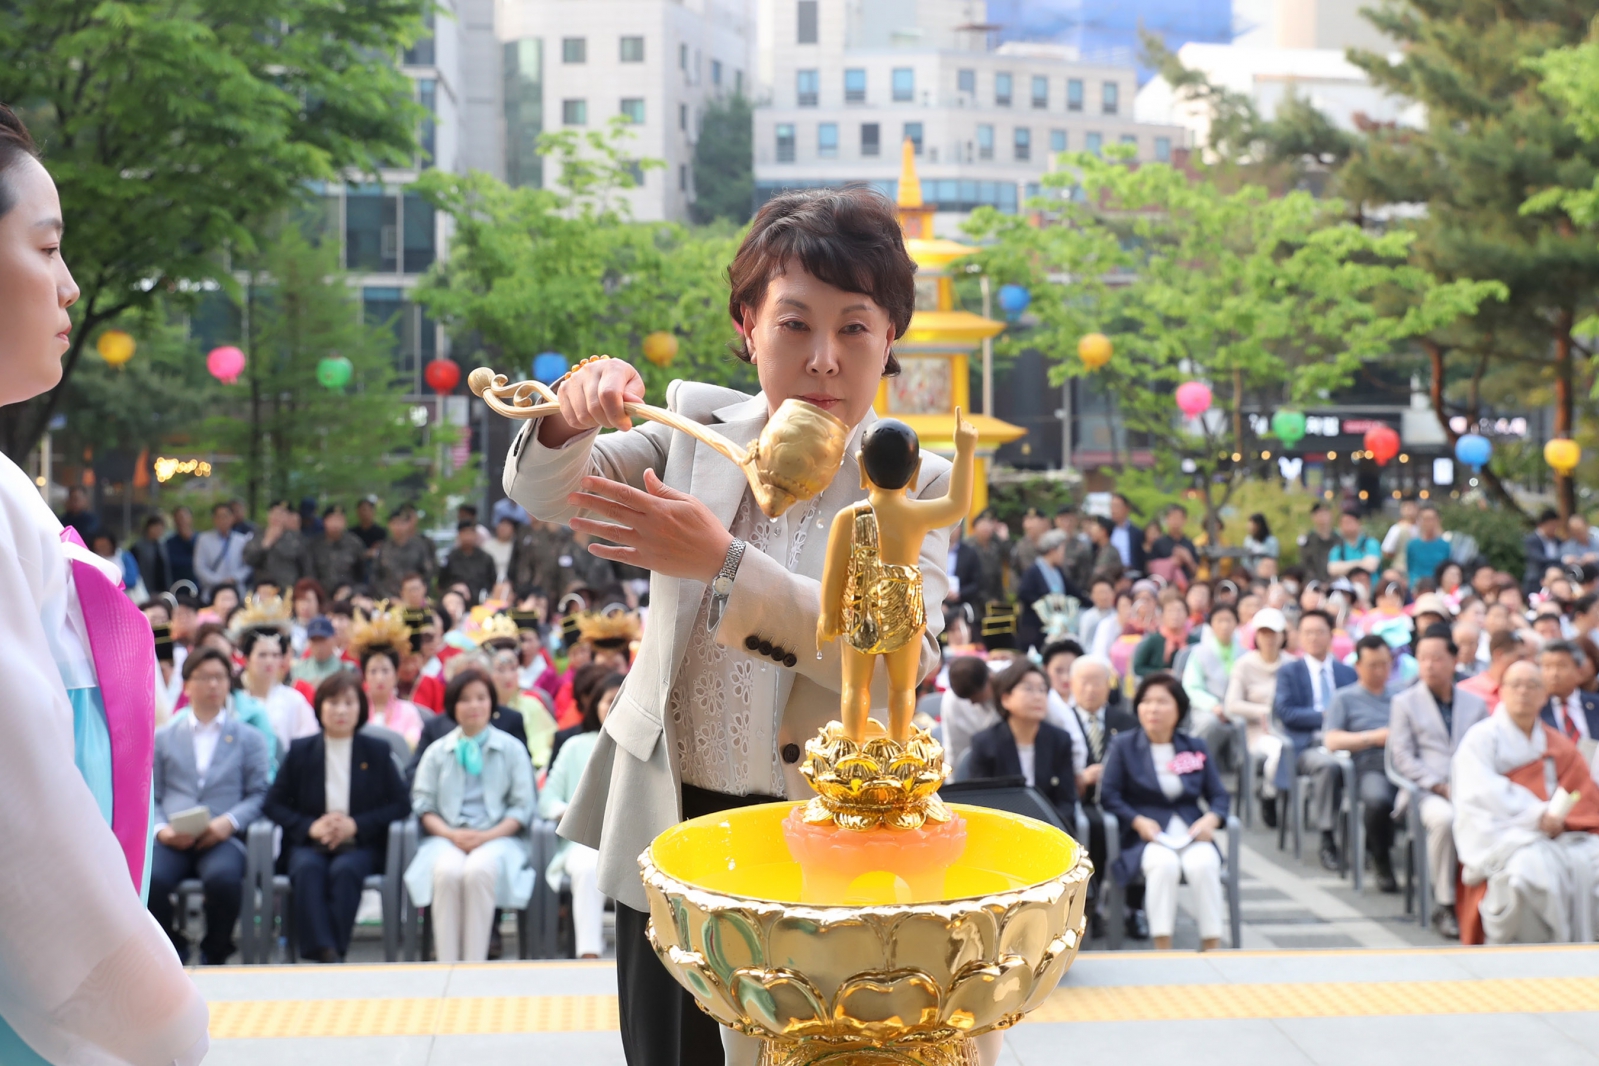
[757,1037,978,1066]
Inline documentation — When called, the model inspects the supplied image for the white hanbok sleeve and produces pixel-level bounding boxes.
[1450,716,1547,883]
[0,462,208,1066]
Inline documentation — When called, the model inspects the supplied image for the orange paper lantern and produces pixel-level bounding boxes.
[1545,437,1582,476]
[1078,332,1112,370]
[642,331,679,367]
[97,330,136,367]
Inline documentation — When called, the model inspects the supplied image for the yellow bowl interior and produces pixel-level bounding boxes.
[650,802,1078,905]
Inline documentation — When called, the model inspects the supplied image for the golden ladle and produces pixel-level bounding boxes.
[469,367,849,519]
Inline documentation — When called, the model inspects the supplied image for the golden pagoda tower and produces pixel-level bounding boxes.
[878,139,1024,521]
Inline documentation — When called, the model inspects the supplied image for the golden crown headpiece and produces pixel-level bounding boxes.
[468,608,522,648]
[227,593,293,638]
[350,602,414,660]
[575,606,642,649]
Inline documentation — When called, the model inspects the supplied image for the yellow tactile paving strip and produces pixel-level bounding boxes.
[208,975,1599,1039]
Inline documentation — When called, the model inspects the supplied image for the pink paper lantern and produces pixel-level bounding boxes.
[207,345,246,385]
[1175,381,1212,418]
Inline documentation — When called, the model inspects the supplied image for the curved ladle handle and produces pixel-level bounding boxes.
[468,368,749,467]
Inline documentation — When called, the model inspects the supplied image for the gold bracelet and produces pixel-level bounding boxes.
[553,354,612,391]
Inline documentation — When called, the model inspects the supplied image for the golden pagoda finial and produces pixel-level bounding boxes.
[897,137,922,208]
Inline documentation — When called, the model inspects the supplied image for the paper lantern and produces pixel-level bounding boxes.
[1175,381,1212,418]
[424,358,461,394]
[96,330,136,367]
[1271,409,1306,448]
[1454,433,1492,469]
[642,331,679,368]
[1364,424,1401,466]
[997,284,1031,317]
[533,352,568,385]
[1545,437,1582,476]
[206,345,246,385]
[316,355,353,390]
[1078,333,1112,370]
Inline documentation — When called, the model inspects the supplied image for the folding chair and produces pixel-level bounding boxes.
[1105,810,1242,950]
[1385,744,1430,928]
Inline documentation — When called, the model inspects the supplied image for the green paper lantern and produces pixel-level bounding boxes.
[1271,409,1306,448]
[317,355,353,390]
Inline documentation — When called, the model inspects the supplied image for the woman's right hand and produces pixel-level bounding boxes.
[1132,815,1162,843]
[538,357,646,449]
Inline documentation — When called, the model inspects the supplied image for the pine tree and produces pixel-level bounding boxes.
[690,92,754,225]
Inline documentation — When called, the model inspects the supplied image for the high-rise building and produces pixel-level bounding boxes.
[496,0,758,221]
[753,1,1187,226]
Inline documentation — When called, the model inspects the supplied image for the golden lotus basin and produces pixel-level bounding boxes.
[640,803,1091,1057]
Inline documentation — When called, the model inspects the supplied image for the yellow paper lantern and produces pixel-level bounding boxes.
[642,331,679,368]
[1078,332,1112,370]
[96,329,136,367]
[1545,437,1582,476]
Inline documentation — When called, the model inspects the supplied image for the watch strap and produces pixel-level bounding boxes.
[708,539,747,633]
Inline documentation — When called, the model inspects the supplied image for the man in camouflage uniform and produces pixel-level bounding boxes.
[510,520,578,599]
[304,504,370,591]
[371,505,436,600]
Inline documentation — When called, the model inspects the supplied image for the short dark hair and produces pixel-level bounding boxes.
[1488,630,1524,658]
[0,103,39,219]
[1354,633,1392,661]
[1298,608,1335,631]
[1248,512,1271,537]
[238,627,286,658]
[859,418,920,491]
[1541,639,1586,668]
[991,658,1046,716]
[1131,671,1190,728]
[143,513,166,533]
[1416,622,1458,657]
[457,519,477,532]
[1040,639,1084,669]
[1537,507,1561,526]
[323,503,346,519]
[313,672,370,729]
[442,668,496,722]
[1208,603,1238,624]
[1310,501,1328,514]
[726,187,915,375]
[401,572,426,587]
[1090,575,1115,591]
[458,503,479,517]
[946,655,991,700]
[1092,515,1115,535]
[581,672,625,733]
[181,646,234,683]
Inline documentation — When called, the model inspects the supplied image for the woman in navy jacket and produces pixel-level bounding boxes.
[1100,671,1229,950]
[265,672,410,962]
[966,659,1077,833]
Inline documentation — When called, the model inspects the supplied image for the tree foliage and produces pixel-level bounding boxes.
[0,0,426,461]
[413,119,757,403]
[691,92,755,226]
[964,152,1503,534]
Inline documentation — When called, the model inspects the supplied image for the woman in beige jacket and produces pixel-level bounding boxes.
[1221,607,1289,802]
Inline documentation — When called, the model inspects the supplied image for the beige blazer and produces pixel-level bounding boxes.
[503,380,953,910]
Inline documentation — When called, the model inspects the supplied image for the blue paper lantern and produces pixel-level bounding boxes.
[1454,433,1492,468]
[997,284,1031,318]
[533,352,569,384]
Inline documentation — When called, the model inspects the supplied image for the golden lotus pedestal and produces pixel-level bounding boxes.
[640,802,1091,1066]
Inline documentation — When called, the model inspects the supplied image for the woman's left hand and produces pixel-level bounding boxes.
[568,470,733,583]
[1190,812,1222,843]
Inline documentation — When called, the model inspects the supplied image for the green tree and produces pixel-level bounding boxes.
[1341,0,1599,517]
[0,0,426,461]
[964,152,1502,536]
[690,92,754,225]
[414,119,756,403]
[192,228,429,513]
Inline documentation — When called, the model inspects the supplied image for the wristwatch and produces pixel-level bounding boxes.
[708,538,747,632]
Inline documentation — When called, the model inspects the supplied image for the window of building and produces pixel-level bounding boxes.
[504,38,544,190]
[1025,182,1041,201]
[562,98,586,125]
[797,0,818,43]
[735,69,743,93]
[562,37,585,63]
[1014,126,1031,161]
[680,43,688,69]
[1120,133,1137,147]
[620,36,644,62]
[679,164,688,190]
[861,122,880,156]
[712,59,722,85]
[1102,81,1119,114]
[417,78,436,168]
[844,68,866,103]
[1032,75,1048,108]
[958,68,976,94]
[346,184,397,274]
[620,98,645,124]
[903,121,923,154]
[818,122,838,158]
[403,191,435,274]
[892,67,914,102]
[796,68,819,107]
[624,160,645,186]
[404,10,435,66]
[1067,78,1083,112]
[995,72,1012,106]
[1155,135,1172,162]
[776,123,796,162]
[1050,129,1066,152]
[977,123,994,160]
[1085,131,1102,154]
[679,103,688,130]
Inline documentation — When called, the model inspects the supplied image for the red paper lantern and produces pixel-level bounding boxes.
[1363,424,1401,466]
[424,358,461,394]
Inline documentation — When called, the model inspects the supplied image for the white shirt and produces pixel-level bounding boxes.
[192,710,227,787]
[324,735,353,815]
[1554,692,1593,741]
[1150,741,1184,799]
[484,536,515,584]
[1110,523,1133,567]
[260,683,320,755]
[1303,653,1334,714]
[1017,743,1036,787]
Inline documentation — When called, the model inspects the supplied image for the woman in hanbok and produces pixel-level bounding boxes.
[0,103,207,1065]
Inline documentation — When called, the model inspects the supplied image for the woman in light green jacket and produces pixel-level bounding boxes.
[539,672,622,958]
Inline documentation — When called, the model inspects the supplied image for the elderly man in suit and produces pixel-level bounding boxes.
[1390,624,1490,939]
[1539,640,1599,749]
[1273,608,1358,871]
[148,647,271,964]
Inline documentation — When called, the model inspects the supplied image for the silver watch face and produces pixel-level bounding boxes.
[712,575,734,596]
